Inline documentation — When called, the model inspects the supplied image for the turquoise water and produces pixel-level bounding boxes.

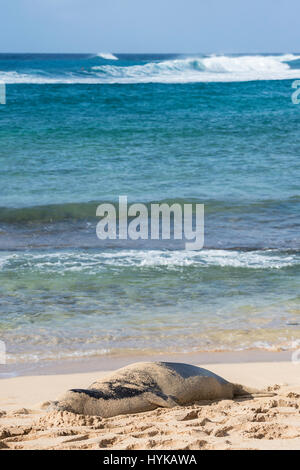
[0,53,300,368]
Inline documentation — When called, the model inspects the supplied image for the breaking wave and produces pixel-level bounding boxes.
[96,52,118,60]
[0,249,299,273]
[1,54,300,84]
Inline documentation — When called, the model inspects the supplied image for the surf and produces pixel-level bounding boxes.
[2,54,300,84]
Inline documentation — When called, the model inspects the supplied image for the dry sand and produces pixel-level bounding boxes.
[1,360,300,450]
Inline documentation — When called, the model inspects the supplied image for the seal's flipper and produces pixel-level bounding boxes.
[146,392,178,408]
[233,383,276,398]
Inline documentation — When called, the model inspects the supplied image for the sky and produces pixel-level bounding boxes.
[1,0,300,53]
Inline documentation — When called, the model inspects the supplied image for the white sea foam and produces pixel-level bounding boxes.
[5,348,111,364]
[90,54,300,83]
[2,54,300,84]
[0,249,298,273]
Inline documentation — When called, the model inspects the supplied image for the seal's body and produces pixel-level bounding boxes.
[55,362,273,417]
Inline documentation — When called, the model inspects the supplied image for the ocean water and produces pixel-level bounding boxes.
[0,53,300,370]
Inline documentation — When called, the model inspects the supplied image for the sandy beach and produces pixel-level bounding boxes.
[1,357,300,450]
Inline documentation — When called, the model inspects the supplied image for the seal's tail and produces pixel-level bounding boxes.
[233,383,276,398]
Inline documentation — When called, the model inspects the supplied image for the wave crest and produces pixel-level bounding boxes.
[97,52,118,60]
[2,54,300,84]
[0,249,299,273]
[91,54,300,83]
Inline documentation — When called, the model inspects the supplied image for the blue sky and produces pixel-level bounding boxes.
[1,0,299,53]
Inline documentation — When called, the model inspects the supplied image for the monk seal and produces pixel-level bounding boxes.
[53,361,274,417]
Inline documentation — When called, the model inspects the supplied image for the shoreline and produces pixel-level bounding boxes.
[0,348,296,379]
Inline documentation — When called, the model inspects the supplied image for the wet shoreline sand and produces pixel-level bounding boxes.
[1,348,296,378]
